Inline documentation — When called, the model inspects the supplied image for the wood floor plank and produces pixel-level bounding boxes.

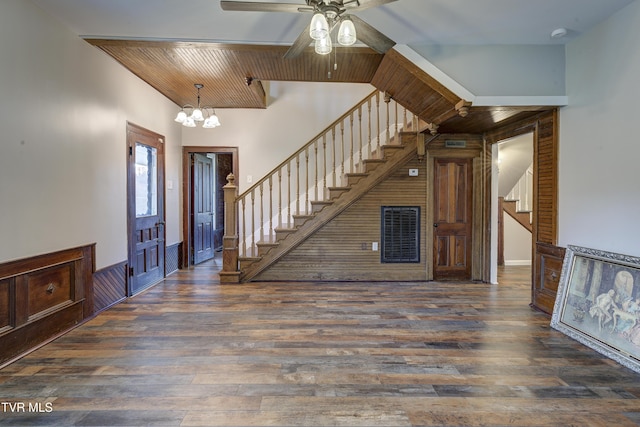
[1,263,640,426]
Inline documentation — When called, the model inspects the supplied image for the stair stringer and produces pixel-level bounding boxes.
[503,199,532,232]
[239,133,419,282]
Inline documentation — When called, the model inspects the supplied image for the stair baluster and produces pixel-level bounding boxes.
[222,90,418,281]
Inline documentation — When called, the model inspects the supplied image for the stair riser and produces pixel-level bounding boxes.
[275,230,296,241]
[257,245,278,257]
[345,175,366,186]
[328,189,349,200]
[293,217,312,227]
[310,202,332,214]
[239,259,257,270]
[364,161,384,173]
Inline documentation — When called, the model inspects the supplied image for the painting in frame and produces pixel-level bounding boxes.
[551,245,640,373]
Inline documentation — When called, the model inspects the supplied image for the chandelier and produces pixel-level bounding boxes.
[310,11,356,55]
[174,84,221,128]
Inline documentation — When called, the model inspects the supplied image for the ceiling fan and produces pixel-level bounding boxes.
[220,0,398,59]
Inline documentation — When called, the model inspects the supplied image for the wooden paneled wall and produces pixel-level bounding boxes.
[255,156,428,282]
[533,111,558,245]
[256,134,485,282]
[0,245,95,367]
[166,242,182,274]
[532,243,566,314]
[486,109,561,313]
[93,261,127,314]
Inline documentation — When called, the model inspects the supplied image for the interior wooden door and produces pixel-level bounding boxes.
[127,123,165,296]
[192,153,215,264]
[433,158,473,280]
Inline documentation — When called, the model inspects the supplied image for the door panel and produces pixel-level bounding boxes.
[433,158,472,280]
[192,153,215,264]
[127,124,165,296]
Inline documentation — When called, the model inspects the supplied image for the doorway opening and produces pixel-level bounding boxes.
[491,133,534,283]
[182,146,238,268]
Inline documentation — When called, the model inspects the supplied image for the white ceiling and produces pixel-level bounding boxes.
[32,0,635,47]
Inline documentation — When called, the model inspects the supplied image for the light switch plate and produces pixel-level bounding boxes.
[409,168,419,176]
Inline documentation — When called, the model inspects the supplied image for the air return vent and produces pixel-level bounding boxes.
[445,139,466,148]
[381,206,420,263]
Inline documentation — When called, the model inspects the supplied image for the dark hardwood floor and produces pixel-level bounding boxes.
[2,261,640,426]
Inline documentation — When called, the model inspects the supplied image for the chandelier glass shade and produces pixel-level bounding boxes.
[310,13,358,56]
[309,12,329,40]
[174,84,221,128]
[337,17,356,46]
[315,35,332,55]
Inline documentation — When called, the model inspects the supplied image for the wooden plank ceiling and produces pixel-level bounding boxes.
[86,39,554,134]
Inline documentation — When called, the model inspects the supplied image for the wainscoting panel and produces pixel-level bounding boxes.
[0,244,95,367]
[532,242,566,314]
[93,261,127,313]
[166,242,182,275]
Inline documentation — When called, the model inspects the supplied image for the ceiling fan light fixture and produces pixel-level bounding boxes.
[315,35,332,55]
[337,17,356,46]
[310,12,329,40]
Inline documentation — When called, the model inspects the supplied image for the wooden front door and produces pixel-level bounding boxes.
[433,158,473,280]
[127,123,165,296]
[192,153,215,264]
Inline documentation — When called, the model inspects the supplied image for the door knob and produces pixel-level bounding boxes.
[433,223,439,228]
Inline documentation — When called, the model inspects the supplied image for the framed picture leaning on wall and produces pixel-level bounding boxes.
[551,245,640,373]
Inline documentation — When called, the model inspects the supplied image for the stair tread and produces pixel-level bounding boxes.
[237,125,418,282]
[274,226,297,232]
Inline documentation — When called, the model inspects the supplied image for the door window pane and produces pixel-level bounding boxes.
[135,143,158,217]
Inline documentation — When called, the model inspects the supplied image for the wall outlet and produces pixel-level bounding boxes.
[247,175,253,183]
[372,242,378,251]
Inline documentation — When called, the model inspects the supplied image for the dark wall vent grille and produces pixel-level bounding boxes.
[381,206,420,263]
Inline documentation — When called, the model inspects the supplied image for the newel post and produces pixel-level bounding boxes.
[220,173,241,283]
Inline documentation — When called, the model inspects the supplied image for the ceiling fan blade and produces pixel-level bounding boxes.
[284,26,314,59]
[350,15,395,54]
[220,1,304,13]
[343,0,399,11]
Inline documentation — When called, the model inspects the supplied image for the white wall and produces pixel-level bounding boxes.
[559,0,640,257]
[0,0,182,269]
[181,81,375,193]
[503,215,532,266]
[0,1,375,271]
[411,44,565,96]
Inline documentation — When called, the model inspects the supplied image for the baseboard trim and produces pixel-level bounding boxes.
[504,260,532,266]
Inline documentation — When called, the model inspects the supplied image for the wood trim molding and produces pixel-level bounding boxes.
[181,147,239,268]
[0,244,95,367]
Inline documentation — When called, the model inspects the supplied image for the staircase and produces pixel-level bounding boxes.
[503,164,533,232]
[220,90,423,283]
[502,199,532,232]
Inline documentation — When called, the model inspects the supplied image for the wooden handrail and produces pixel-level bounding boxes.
[224,89,417,266]
[236,90,380,202]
